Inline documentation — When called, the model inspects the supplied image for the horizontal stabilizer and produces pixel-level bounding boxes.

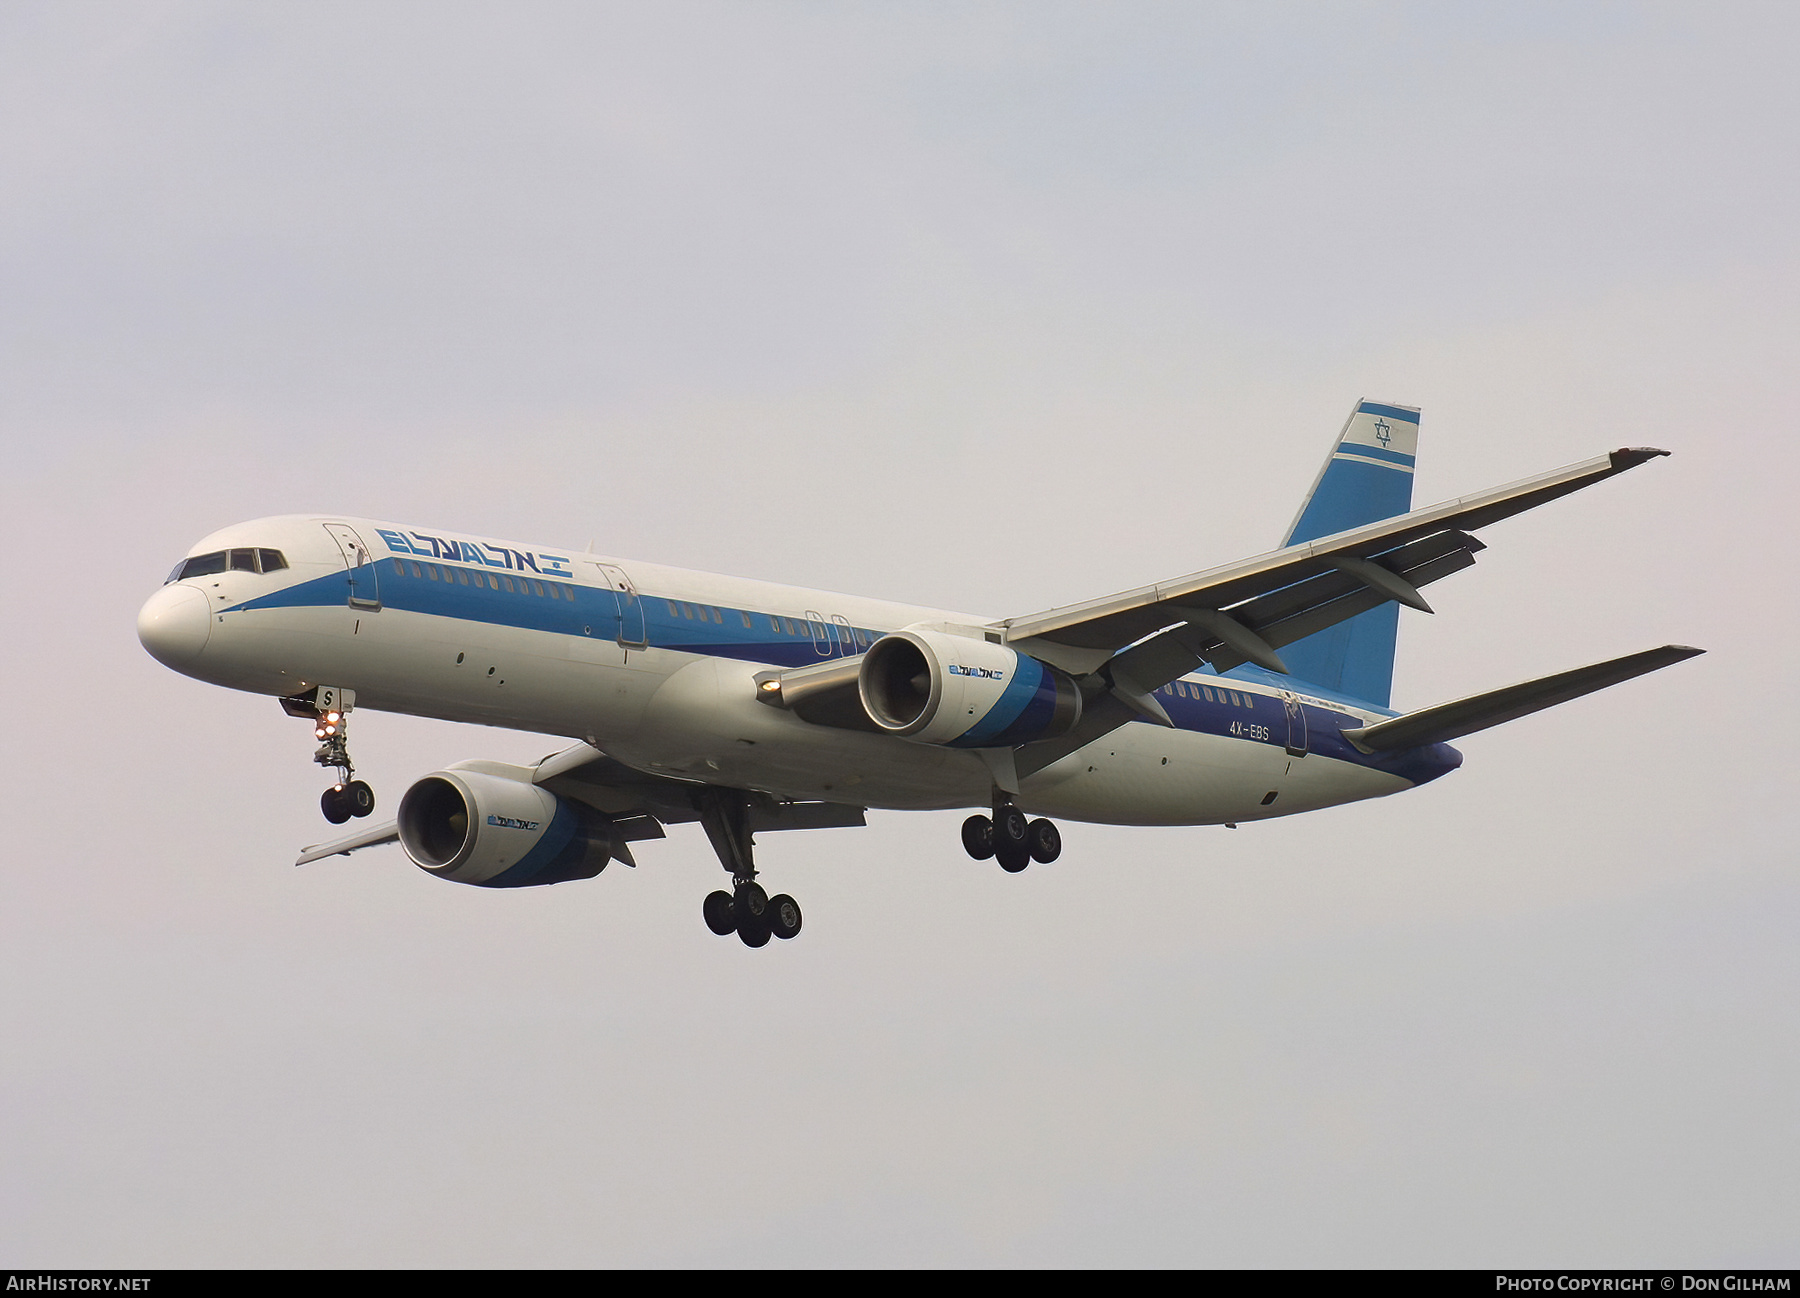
[296,819,400,866]
[1341,645,1704,752]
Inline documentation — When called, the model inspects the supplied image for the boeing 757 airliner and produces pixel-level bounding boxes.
[137,401,1700,946]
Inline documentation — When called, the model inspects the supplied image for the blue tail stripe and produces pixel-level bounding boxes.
[1280,404,1419,709]
[1285,457,1413,548]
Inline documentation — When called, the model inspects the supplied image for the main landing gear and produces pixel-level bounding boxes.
[696,789,803,948]
[962,797,1061,873]
[282,687,376,825]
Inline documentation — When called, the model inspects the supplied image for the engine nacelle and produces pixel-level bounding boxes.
[397,765,615,888]
[858,627,1082,747]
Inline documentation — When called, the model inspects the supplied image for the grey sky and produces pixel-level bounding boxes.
[2,2,1795,1266]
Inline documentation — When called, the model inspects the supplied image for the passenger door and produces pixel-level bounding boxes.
[1280,690,1309,757]
[321,523,381,610]
[831,614,858,656]
[592,563,647,648]
[805,610,833,657]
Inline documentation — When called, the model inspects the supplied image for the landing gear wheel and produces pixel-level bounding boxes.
[703,890,737,936]
[996,804,1029,851]
[961,815,995,860]
[734,880,769,921]
[737,914,772,947]
[769,894,802,940]
[996,839,1031,873]
[321,786,352,824]
[1027,818,1061,864]
[346,780,376,818]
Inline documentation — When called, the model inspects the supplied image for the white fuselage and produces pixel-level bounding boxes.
[141,515,1444,827]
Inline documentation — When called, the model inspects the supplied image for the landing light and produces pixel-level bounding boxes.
[759,680,781,694]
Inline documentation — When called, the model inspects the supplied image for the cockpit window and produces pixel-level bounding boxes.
[170,552,228,581]
[166,548,289,583]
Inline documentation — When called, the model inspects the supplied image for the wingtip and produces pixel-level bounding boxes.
[1610,447,1673,470]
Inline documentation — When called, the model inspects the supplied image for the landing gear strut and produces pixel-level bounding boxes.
[696,789,802,947]
[282,686,375,825]
[962,796,1060,872]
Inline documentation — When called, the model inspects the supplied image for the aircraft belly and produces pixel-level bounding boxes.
[202,607,1420,823]
[193,606,396,699]
[1020,723,1409,826]
[1022,725,1286,825]
[198,607,618,736]
[1273,749,1413,813]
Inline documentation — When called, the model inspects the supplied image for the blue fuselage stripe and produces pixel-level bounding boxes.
[212,560,1458,784]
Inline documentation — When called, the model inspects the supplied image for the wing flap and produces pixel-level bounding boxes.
[747,801,868,832]
[1229,539,1481,668]
[1091,531,1482,692]
[535,742,707,821]
[1004,449,1667,654]
[1341,645,1704,752]
[535,740,866,838]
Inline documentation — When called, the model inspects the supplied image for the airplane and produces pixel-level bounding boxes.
[136,400,1701,947]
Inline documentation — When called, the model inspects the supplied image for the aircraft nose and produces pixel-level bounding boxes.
[137,583,212,667]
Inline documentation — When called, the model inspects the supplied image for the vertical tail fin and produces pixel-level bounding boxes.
[1277,399,1420,707]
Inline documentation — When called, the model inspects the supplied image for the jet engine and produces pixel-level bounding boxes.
[396,764,616,888]
[858,628,1082,747]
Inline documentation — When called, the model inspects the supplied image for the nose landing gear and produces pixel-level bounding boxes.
[282,687,375,824]
[962,797,1060,872]
[320,778,376,825]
